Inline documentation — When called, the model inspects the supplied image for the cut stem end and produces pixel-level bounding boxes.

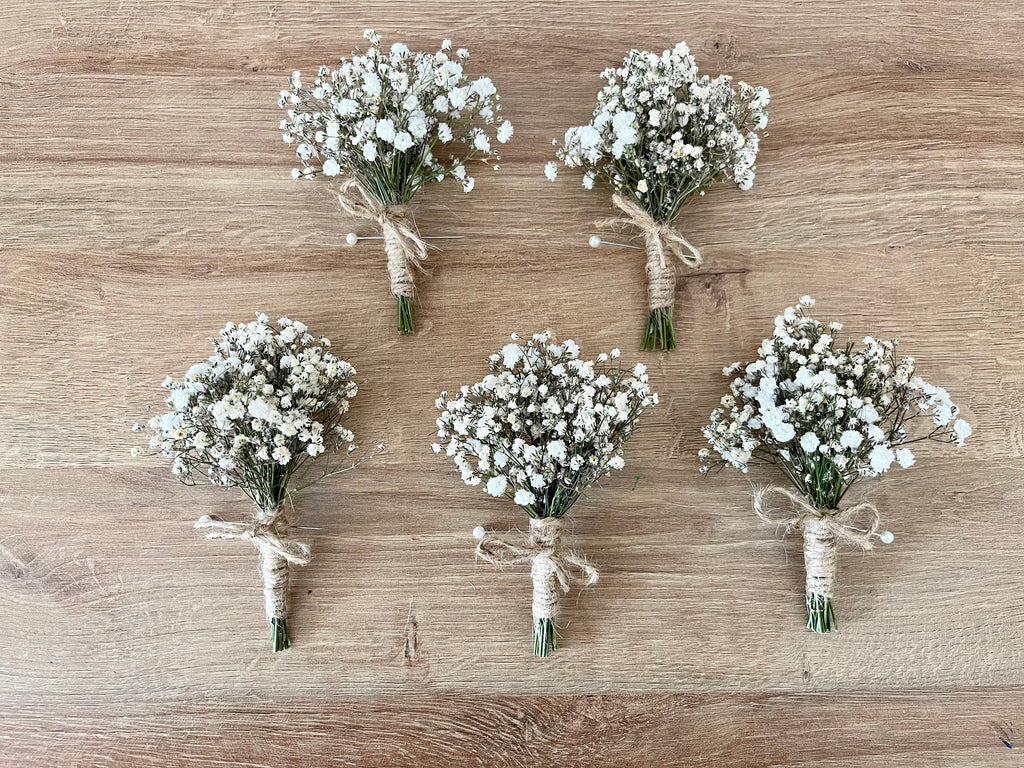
[805,592,836,633]
[397,295,415,334]
[271,616,291,652]
[642,307,676,351]
[533,617,558,657]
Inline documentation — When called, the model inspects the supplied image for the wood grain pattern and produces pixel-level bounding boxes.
[1,1,1023,764]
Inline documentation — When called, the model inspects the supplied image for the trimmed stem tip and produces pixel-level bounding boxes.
[271,616,291,652]
[805,592,836,633]
[533,617,558,657]
[643,307,676,351]
[397,295,415,335]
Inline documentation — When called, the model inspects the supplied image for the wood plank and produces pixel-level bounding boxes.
[1,691,1021,767]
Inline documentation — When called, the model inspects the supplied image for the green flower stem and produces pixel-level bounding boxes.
[397,295,415,335]
[805,592,836,633]
[643,307,676,351]
[533,617,557,657]
[271,616,291,652]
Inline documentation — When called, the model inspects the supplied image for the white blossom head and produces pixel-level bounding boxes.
[550,43,769,220]
[434,333,657,517]
[143,315,360,508]
[279,34,511,199]
[701,299,969,508]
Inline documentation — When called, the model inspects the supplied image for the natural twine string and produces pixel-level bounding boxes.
[596,193,703,311]
[476,517,598,622]
[752,486,882,600]
[195,508,311,626]
[335,177,428,299]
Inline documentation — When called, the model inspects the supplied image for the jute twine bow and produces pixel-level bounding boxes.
[596,193,703,312]
[335,177,427,299]
[751,486,882,600]
[476,517,598,622]
[195,509,311,626]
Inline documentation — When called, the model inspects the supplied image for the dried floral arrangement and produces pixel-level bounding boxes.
[433,332,657,655]
[280,30,512,334]
[549,42,768,350]
[136,314,380,651]
[701,297,971,631]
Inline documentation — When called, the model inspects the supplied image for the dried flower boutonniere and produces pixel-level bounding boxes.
[280,30,512,334]
[136,314,381,651]
[549,42,768,351]
[434,332,657,655]
[701,297,971,631]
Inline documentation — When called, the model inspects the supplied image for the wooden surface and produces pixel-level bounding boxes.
[1,1,1023,765]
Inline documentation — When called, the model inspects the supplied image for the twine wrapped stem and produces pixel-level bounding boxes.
[596,193,703,351]
[195,507,312,651]
[336,178,428,334]
[752,486,884,633]
[476,516,598,656]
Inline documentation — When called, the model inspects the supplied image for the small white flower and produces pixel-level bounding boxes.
[544,161,558,181]
[393,131,414,151]
[799,432,820,453]
[362,71,381,96]
[869,444,895,473]
[858,404,880,424]
[513,488,536,506]
[771,421,796,443]
[895,448,915,468]
[839,430,863,449]
[322,158,341,176]
[952,418,972,446]
[485,475,508,497]
[375,118,397,143]
[496,121,514,143]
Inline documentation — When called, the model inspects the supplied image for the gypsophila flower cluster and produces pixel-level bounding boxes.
[700,297,971,509]
[279,29,511,202]
[136,314,359,509]
[549,42,768,222]
[433,332,657,518]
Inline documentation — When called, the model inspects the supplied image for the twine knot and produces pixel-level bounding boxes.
[596,193,703,311]
[751,486,889,600]
[335,178,427,299]
[195,512,312,566]
[476,517,598,621]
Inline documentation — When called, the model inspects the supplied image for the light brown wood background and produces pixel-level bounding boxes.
[2,1,1023,765]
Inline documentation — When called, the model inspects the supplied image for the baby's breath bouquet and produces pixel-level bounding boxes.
[433,332,657,655]
[280,30,512,334]
[700,297,971,632]
[549,42,769,351]
[136,314,378,651]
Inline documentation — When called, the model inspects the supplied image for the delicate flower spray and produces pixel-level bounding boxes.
[549,42,768,351]
[280,30,512,334]
[136,315,382,651]
[701,298,971,632]
[434,332,657,655]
